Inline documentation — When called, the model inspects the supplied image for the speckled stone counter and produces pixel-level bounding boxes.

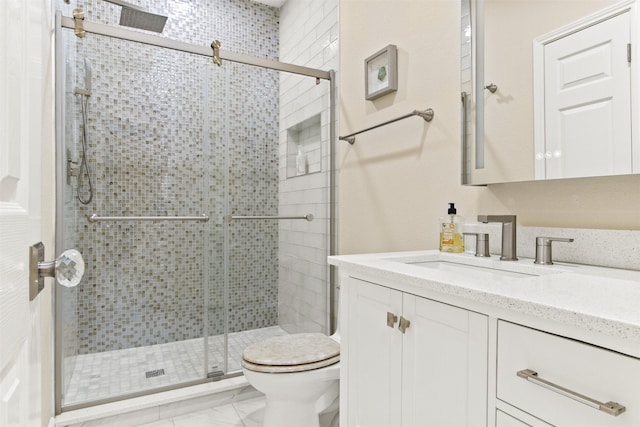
[329,250,640,358]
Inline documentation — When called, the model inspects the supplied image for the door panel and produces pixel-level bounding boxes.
[0,0,52,425]
[544,12,631,179]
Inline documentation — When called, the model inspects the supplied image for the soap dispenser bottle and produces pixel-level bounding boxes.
[439,203,464,253]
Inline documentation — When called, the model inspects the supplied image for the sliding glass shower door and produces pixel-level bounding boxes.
[57,28,219,408]
[56,14,333,412]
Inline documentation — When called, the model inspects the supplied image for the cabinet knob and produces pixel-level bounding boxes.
[386,312,398,328]
[398,316,411,333]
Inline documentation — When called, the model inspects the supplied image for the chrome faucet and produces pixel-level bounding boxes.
[477,215,518,261]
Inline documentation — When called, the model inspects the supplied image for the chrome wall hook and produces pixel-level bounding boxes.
[484,83,498,93]
[29,242,85,300]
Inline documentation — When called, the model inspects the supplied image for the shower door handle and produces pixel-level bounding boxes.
[225,214,314,222]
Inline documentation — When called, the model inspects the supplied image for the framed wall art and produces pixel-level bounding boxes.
[365,44,398,100]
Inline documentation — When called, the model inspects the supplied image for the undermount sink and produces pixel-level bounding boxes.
[408,260,536,279]
[386,255,569,280]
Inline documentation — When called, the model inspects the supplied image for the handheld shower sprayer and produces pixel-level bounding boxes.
[74,57,94,204]
[74,58,92,96]
[84,57,92,93]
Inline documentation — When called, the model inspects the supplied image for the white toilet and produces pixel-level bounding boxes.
[241,332,340,427]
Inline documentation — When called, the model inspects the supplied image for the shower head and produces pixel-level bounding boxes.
[103,0,167,33]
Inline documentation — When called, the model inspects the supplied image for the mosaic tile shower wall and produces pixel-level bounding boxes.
[60,0,280,355]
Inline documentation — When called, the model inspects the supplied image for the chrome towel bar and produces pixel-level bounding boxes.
[225,214,314,223]
[339,108,434,144]
[87,214,209,222]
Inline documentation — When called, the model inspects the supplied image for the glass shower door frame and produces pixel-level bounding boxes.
[54,10,335,414]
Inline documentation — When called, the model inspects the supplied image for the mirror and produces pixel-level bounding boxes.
[461,0,637,185]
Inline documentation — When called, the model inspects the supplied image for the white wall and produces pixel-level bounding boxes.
[339,0,640,255]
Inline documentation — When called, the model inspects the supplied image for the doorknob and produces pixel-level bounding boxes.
[29,242,85,300]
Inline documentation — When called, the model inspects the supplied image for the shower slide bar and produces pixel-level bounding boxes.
[86,214,209,222]
[339,108,435,144]
[59,13,330,80]
[225,214,314,223]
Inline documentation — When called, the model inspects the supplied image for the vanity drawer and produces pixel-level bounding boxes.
[497,321,640,426]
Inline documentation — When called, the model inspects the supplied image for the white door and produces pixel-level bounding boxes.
[347,278,403,427]
[544,11,631,179]
[0,0,54,426]
[401,294,488,427]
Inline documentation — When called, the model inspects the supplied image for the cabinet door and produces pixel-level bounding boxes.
[401,294,488,427]
[347,278,403,427]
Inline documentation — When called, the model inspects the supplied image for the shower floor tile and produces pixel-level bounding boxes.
[63,326,287,407]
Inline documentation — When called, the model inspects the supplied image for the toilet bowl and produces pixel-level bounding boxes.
[241,333,340,427]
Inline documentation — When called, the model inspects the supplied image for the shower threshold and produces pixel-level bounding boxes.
[62,325,287,407]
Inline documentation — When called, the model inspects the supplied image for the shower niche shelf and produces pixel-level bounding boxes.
[287,114,322,179]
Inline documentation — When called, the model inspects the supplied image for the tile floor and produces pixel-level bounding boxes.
[136,394,340,427]
[64,326,287,406]
[136,396,267,427]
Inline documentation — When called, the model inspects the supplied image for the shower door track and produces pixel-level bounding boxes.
[58,13,331,81]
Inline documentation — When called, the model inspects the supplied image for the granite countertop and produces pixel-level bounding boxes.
[329,250,640,356]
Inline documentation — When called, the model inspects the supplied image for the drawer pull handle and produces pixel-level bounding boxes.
[516,369,626,417]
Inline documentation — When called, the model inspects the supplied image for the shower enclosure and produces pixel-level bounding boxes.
[54,0,336,412]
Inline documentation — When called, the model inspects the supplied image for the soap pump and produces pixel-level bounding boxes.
[439,203,464,253]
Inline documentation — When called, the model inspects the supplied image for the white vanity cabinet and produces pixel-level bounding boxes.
[344,277,488,427]
[330,250,640,427]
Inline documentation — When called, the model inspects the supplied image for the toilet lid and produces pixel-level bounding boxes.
[242,353,339,373]
[242,333,339,371]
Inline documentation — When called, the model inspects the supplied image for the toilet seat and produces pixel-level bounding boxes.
[242,333,340,373]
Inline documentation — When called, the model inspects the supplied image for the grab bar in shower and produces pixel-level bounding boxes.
[225,214,314,223]
[87,214,210,222]
[339,108,435,144]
